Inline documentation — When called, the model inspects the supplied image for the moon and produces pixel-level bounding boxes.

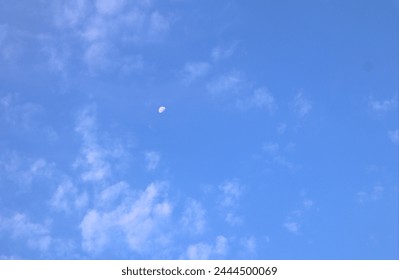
[158,106,166,113]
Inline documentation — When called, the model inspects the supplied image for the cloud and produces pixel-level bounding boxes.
[181,62,210,84]
[283,222,300,234]
[0,24,22,62]
[95,0,126,16]
[236,88,276,112]
[283,196,315,234]
[49,180,88,213]
[0,152,53,186]
[0,214,52,252]
[0,93,43,129]
[261,141,299,171]
[180,199,206,234]
[277,123,287,134]
[98,181,129,206]
[55,0,171,73]
[80,182,172,254]
[185,235,228,260]
[59,0,89,27]
[211,43,236,61]
[206,71,244,94]
[218,180,244,225]
[148,11,170,39]
[388,129,399,145]
[356,185,384,204]
[241,236,257,254]
[145,151,161,171]
[263,142,279,155]
[74,106,125,183]
[369,96,397,112]
[219,180,242,208]
[293,92,312,117]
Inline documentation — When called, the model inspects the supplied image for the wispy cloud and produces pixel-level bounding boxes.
[263,142,279,155]
[181,61,210,84]
[0,214,52,252]
[240,236,257,254]
[236,87,277,112]
[293,92,312,117]
[0,93,43,130]
[49,180,88,213]
[145,151,161,171]
[80,181,172,254]
[368,96,397,112]
[74,106,125,183]
[356,185,384,204]
[283,222,300,234]
[184,235,228,260]
[218,180,244,226]
[388,129,399,145]
[180,199,206,234]
[0,152,53,186]
[206,71,244,94]
[219,180,243,208]
[283,196,315,234]
[211,43,237,61]
[262,141,299,171]
[55,0,171,72]
[0,24,22,62]
[277,123,287,134]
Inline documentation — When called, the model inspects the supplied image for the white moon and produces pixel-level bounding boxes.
[158,106,166,113]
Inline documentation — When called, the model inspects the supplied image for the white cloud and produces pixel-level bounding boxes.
[185,235,228,260]
[236,88,276,111]
[50,180,88,212]
[283,222,300,234]
[241,236,257,254]
[219,180,242,207]
[369,96,397,112]
[59,0,88,27]
[145,151,161,171]
[0,94,43,129]
[148,11,170,39]
[0,24,22,62]
[388,129,399,144]
[218,180,244,226]
[95,0,126,16]
[214,235,228,255]
[180,199,206,234]
[277,123,287,134]
[211,43,236,61]
[98,181,129,206]
[182,62,210,84]
[74,107,125,183]
[293,92,312,117]
[0,152,53,186]
[283,196,315,234]
[261,142,299,171]
[356,185,384,204]
[80,182,172,254]
[0,214,52,252]
[186,243,212,260]
[206,71,244,94]
[55,0,171,72]
[83,42,109,71]
[263,142,279,155]
[225,212,243,226]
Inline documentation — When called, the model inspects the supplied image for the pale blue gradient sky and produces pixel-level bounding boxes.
[0,0,398,259]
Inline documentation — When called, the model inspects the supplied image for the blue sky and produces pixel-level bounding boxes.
[0,0,398,260]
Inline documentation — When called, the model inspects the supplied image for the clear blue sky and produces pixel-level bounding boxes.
[0,0,398,260]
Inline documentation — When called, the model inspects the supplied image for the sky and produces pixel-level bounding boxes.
[0,0,398,260]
